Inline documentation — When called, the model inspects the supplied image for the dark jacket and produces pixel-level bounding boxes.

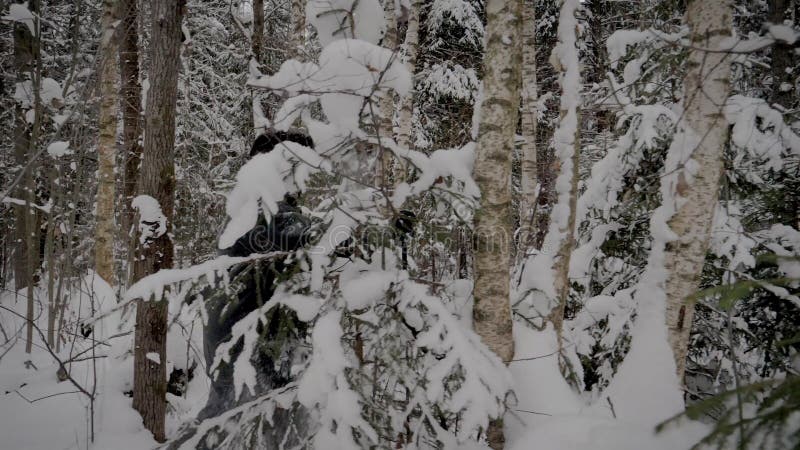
[199,198,311,420]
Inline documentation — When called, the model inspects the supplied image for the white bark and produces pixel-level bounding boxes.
[541,0,581,335]
[518,0,538,254]
[664,0,733,382]
[378,0,399,189]
[395,0,422,183]
[472,0,522,445]
[95,0,118,284]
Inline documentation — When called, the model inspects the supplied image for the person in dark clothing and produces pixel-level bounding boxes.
[174,132,419,447]
[196,131,416,422]
[249,131,314,159]
[199,132,314,420]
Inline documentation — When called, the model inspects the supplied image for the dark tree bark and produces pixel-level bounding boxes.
[131,0,185,442]
[768,0,795,109]
[532,2,560,251]
[252,0,264,62]
[585,0,611,132]
[12,0,40,293]
[13,0,41,356]
[767,0,800,235]
[119,0,143,268]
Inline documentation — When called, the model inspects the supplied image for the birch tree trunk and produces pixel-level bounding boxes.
[119,0,142,285]
[472,0,522,446]
[663,0,732,383]
[544,0,581,336]
[518,0,537,254]
[95,0,119,285]
[131,0,185,441]
[395,0,421,182]
[378,0,399,189]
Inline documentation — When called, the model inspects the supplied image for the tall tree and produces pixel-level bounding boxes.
[94,0,119,284]
[131,0,185,441]
[119,0,142,281]
[663,0,732,382]
[472,0,522,446]
[542,0,581,337]
[766,0,800,230]
[379,0,399,189]
[530,1,561,251]
[289,0,305,59]
[395,0,421,182]
[12,0,41,354]
[252,0,264,61]
[768,0,795,109]
[518,0,538,254]
[12,0,40,296]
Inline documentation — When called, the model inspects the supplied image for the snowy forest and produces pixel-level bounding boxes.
[0,0,799,448]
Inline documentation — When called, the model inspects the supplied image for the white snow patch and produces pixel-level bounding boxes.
[768,24,798,44]
[47,141,71,157]
[1,196,52,213]
[219,141,327,249]
[145,352,161,364]
[131,195,167,244]
[505,324,582,446]
[2,3,35,34]
[306,0,385,46]
[509,415,708,450]
[14,78,63,109]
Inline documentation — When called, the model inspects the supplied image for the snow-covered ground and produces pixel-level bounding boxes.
[505,325,709,450]
[1,279,710,450]
[0,274,208,450]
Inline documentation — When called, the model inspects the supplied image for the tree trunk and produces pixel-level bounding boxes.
[472,0,522,446]
[131,0,185,442]
[44,167,58,347]
[663,0,732,383]
[518,0,537,255]
[119,0,142,285]
[95,0,119,285]
[13,0,41,355]
[543,0,581,337]
[769,0,793,109]
[251,0,266,140]
[12,0,39,294]
[585,0,610,129]
[289,0,305,59]
[531,5,559,252]
[395,0,421,183]
[379,0,399,189]
[252,0,264,62]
